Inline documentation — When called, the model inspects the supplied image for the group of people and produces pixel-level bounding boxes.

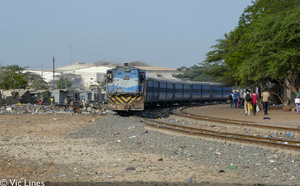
[296,88,300,113]
[229,88,270,116]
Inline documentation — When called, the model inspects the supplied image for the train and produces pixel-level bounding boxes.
[106,63,232,112]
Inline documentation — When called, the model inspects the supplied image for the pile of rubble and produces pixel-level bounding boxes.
[0,103,113,115]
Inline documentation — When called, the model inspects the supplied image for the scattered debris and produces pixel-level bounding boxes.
[59,173,67,177]
[125,167,136,171]
[216,151,222,155]
[0,103,112,115]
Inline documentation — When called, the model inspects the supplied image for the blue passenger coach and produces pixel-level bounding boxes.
[106,64,232,111]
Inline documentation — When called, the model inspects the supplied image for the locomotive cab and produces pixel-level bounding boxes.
[106,64,146,111]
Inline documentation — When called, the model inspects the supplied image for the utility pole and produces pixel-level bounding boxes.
[70,44,72,65]
[41,64,43,77]
[53,56,55,89]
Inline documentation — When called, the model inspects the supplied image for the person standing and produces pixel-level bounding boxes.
[238,91,241,108]
[229,92,234,108]
[81,96,86,109]
[261,89,270,115]
[296,88,300,113]
[244,89,252,116]
[251,90,258,115]
[233,91,239,108]
[64,98,69,109]
[50,97,54,105]
[240,90,245,108]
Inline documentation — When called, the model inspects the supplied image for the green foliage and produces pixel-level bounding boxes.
[0,65,28,89]
[175,65,217,82]
[129,61,149,66]
[51,74,83,90]
[23,72,49,90]
[5,65,26,73]
[56,77,72,89]
[99,81,106,91]
[244,6,300,93]
[204,0,300,93]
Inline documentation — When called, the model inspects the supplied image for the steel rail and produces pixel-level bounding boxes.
[176,109,300,132]
[142,119,300,150]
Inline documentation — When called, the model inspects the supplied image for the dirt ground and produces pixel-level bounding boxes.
[0,105,299,185]
[0,113,244,185]
[186,104,300,128]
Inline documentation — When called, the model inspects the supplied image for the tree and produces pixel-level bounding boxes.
[129,61,149,66]
[177,66,187,72]
[50,73,84,90]
[56,76,72,89]
[63,74,84,90]
[99,81,106,91]
[204,0,300,94]
[0,65,28,89]
[23,72,49,90]
[241,7,300,94]
[174,64,217,82]
[94,61,116,66]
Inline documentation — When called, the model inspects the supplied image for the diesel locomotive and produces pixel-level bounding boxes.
[106,63,232,111]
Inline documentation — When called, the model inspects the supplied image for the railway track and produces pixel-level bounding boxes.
[175,108,300,132]
[137,107,300,151]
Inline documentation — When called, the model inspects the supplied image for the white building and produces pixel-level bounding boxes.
[25,62,181,90]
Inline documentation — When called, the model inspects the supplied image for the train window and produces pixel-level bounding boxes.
[107,71,113,83]
[123,75,130,80]
[139,72,145,83]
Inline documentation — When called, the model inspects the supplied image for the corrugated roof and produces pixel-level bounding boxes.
[29,90,49,94]
[132,66,177,71]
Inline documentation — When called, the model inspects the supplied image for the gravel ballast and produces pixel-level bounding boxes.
[70,114,300,185]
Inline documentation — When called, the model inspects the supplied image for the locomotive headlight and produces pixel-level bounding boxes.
[124,67,130,73]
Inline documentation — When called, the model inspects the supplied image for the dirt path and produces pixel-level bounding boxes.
[185,104,300,128]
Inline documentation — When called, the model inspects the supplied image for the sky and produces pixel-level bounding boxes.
[0,0,253,70]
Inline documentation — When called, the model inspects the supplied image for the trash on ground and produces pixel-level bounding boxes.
[59,173,67,177]
[216,151,222,155]
[125,167,136,170]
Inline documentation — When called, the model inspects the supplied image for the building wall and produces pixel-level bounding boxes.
[25,64,181,89]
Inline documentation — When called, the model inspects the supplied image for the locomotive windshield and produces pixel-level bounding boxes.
[107,70,113,83]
